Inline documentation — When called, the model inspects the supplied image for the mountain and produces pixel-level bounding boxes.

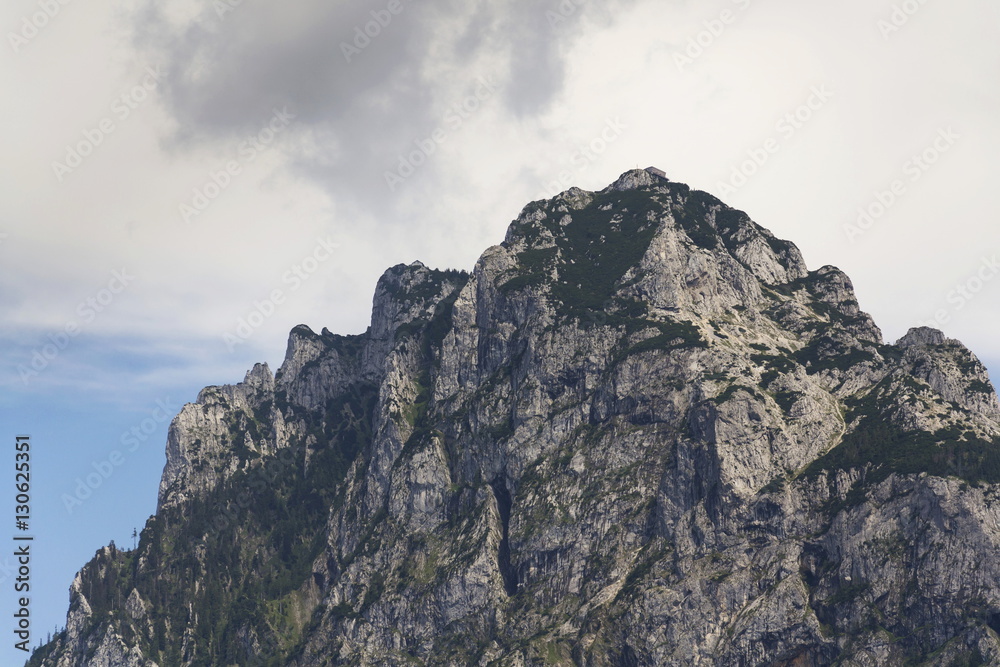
[30,169,1000,666]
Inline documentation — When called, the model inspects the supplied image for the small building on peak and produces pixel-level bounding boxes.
[644,166,668,180]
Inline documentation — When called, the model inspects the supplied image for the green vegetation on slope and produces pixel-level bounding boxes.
[28,379,380,667]
[803,379,1000,491]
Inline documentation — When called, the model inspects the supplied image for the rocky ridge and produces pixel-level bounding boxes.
[29,169,1000,666]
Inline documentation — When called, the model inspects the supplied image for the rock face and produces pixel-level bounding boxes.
[30,170,1000,666]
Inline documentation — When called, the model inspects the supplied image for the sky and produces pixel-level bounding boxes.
[1,0,999,662]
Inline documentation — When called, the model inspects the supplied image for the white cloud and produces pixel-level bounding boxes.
[1,0,997,378]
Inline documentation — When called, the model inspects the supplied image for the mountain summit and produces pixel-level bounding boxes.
[32,170,1000,666]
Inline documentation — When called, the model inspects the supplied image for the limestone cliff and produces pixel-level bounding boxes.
[30,170,1000,666]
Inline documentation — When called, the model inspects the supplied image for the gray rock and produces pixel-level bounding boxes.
[33,170,1000,667]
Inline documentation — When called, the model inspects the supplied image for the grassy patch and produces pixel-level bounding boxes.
[715,384,763,404]
[614,319,707,360]
[751,353,798,375]
[773,390,803,413]
[803,381,1000,490]
[794,339,876,374]
[968,379,996,395]
[550,190,661,316]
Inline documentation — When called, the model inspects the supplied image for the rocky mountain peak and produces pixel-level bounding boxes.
[897,325,950,348]
[606,167,663,191]
[31,170,1000,667]
[370,262,467,341]
[242,361,273,393]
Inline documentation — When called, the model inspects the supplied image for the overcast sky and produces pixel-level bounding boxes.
[2,0,999,660]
